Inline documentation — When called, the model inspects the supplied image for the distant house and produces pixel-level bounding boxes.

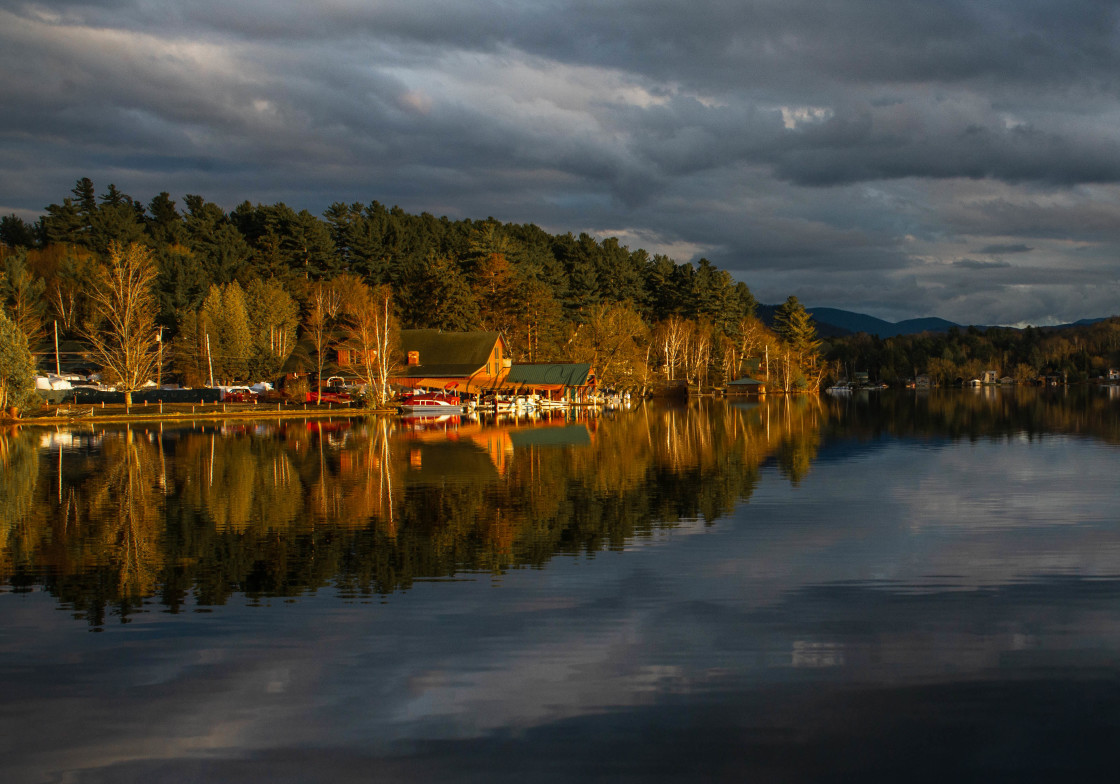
[853,371,870,387]
[1108,369,1120,382]
[727,376,766,395]
[915,374,932,388]
[389,330,509,393]
[981,370,999,385]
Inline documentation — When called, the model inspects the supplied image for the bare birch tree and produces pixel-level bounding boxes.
[343,281,399,406]
[654,315,690,381]
[82,242,160,405]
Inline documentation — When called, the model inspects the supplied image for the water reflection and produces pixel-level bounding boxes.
[2,398,834,624]
[4,388,1120,780]
[4,387,1118,629]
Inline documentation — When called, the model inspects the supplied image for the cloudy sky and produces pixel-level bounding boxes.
[3,0,1120,325]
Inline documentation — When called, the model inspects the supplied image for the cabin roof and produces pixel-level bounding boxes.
[397,329,502,378]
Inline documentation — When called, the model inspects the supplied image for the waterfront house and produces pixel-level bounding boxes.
[390,330,510,393]
[982,370,1000,385]
[727,376,766,395]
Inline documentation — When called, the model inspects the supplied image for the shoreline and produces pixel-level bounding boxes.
[6,401,396,427]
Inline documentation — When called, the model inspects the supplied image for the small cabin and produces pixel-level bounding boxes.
[727,376,765,395]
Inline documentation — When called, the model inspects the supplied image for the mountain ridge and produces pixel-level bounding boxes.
[757,306,1113,339]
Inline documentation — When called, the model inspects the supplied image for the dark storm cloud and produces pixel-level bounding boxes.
[977,243,1032,254]
[3,0,1120,323]
[953,258,1012,269]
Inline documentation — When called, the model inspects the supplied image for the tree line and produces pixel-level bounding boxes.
[0,178,827,406]
[823,320,1120,385]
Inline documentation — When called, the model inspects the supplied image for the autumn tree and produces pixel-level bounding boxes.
[304,277,347,402]
[471,252,521,341]
[654,315,692,381]
[683,319,714,391]
[342,281,399,406]
[81,242,161,404]
[568,302,650,391]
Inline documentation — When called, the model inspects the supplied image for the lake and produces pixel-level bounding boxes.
[3,388,1120,782]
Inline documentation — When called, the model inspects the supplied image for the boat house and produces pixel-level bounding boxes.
[502,363,595,403]
[727,376,765,395]
[390,330,510,393]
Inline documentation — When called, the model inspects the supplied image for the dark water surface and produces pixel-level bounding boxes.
[3,389,1120,782]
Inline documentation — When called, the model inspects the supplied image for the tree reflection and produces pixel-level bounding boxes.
[174,426,303,534]
[0,395,913,625]
[0,427,39,580]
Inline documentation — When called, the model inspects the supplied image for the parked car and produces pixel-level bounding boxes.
[221,387,257,403]
[305,390,351,405]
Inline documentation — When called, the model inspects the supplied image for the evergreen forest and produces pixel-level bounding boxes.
[1,177,1118,400]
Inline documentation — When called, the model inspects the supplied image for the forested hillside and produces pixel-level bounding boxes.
[826,321,1120,385]
[4,178,829,397]
[5,178,1113,399]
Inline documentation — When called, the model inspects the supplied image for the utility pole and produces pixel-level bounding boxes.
[206,333,215,388]
[156,327,163,388]
[54,320,60,376]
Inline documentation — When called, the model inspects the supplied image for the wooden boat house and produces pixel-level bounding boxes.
[390,330,510,393]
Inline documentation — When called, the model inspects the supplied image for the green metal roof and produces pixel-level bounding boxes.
[505,363,592,387]
[397,329,501,378]
[728,376,763,386]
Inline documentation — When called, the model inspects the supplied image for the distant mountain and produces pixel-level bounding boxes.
[808,307,962,337]
[758,305,960,338]
[758,305,1113,338]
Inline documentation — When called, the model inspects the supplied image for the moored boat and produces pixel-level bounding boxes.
[400,389,463,414]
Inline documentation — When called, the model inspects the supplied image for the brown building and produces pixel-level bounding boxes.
[389,329,510,393]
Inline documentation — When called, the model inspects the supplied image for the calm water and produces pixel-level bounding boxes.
[3,389,1120,782]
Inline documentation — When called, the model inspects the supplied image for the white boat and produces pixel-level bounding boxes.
[399,390,463,415]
